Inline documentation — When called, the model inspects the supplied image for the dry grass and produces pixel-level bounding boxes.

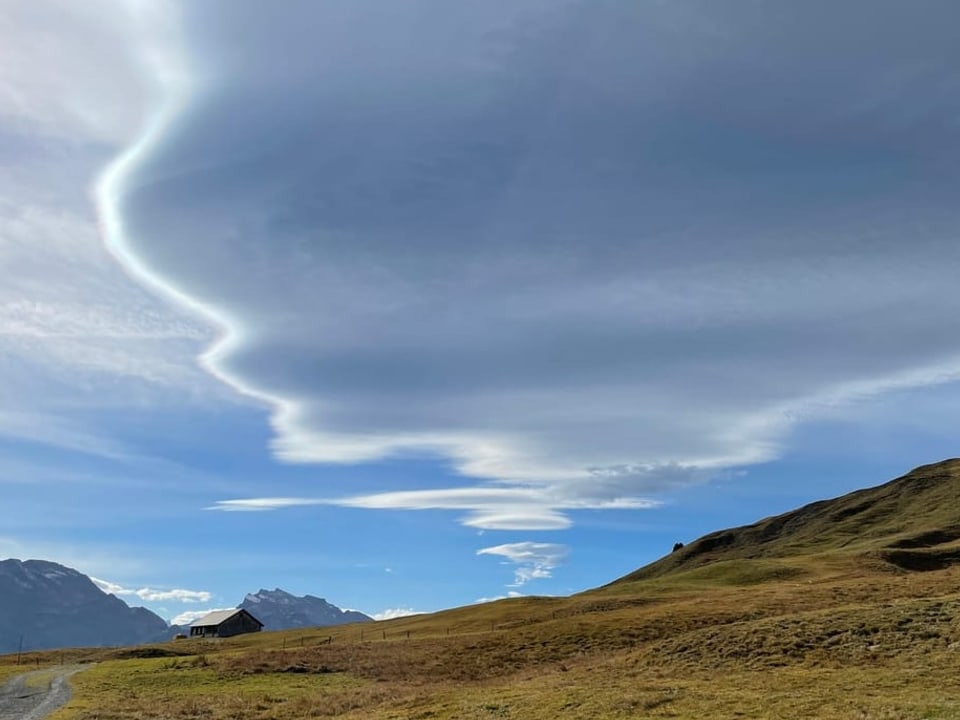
[23,560,960,719]
[0,649,78,684]
[24,460,960,718]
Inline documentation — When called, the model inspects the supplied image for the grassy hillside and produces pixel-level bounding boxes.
[614,457,960,583]
[12,458,960,719]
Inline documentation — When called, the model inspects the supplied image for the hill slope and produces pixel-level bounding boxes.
[615,458,960,584]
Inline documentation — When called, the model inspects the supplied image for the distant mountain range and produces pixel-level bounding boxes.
[0,559,371,653]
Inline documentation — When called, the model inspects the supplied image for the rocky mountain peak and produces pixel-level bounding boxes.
[238,588,371,629]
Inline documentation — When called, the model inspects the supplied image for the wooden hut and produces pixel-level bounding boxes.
[189,608,263,638]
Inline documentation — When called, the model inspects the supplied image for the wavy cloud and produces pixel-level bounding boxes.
[100,2,960,529]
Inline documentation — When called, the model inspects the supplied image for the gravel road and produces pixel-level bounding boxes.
[0,665,89,720]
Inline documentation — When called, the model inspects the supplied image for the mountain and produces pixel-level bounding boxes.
[0,559,171,653]
[614,458,960,584]
[239,588,372,629]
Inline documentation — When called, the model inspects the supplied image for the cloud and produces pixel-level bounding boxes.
[106,2,960,528]
[170,607,234,626]
[370,608,425,621]
[139,588,214,603]
[0,0,170,144]
[91,577,213,603]
[0,0,227,460]
[208,486,660,530]
[207,497,324,512]
[477,542,568,586]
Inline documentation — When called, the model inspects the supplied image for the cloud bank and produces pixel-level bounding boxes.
[106,2,960,527]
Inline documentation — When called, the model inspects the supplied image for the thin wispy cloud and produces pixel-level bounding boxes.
[208,498,325,513]
[0,0,225,462]
[477,542,569,587]
[208,487,660,530]
[91,577,213,603]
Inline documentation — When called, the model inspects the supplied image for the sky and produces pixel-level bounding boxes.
[3,0,960,625]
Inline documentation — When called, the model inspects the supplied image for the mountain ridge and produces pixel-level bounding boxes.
[239,587,372,629]
[614,457,960,584]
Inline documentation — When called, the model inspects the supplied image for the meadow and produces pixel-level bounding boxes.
[13,460,960,719]
[14,555,957,720]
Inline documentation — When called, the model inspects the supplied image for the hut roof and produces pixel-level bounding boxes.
[189,608,261,628]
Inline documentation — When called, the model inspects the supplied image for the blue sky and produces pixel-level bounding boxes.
[3,0,960,624]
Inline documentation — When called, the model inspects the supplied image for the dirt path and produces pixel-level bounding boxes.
[0,665,89,720]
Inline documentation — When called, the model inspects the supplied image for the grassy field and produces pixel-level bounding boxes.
[15,460,960,718]
[25,558,960,720]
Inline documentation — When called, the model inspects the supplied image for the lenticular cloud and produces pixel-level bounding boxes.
[107,1,960,517]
